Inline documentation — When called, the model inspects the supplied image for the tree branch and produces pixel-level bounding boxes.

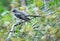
[6,21,24,41]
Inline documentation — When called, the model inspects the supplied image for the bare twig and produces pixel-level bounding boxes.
[6,21,24,41]
[20,0,26,7]
[44,0,48,11]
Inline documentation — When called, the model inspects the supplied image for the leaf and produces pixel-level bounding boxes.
[36,1,43,7]
[1,11,9,16]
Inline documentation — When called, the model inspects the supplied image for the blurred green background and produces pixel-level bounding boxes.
[0,0,60,41]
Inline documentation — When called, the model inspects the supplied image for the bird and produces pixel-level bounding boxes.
[12,9,31,22]
[12,8,44,22]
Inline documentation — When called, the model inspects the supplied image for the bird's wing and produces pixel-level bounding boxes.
[15,13,30,21]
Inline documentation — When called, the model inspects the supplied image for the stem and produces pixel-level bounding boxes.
[6,21,24,41]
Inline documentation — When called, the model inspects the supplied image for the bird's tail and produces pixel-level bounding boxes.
[27,15,45,17]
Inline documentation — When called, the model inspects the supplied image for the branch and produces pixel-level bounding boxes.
[44,0,48,11]
[20,0,26,7]
[6,21,24,41]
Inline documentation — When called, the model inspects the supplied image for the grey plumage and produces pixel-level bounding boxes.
[12,9,30,22]
[12,8,44,22]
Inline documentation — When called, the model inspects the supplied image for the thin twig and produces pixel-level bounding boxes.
[6,21,24,41]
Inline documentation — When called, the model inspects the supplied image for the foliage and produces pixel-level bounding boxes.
[0,0,60,41]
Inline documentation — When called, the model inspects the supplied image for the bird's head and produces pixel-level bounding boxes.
[12,9,19,13]
[12,9,17,12]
